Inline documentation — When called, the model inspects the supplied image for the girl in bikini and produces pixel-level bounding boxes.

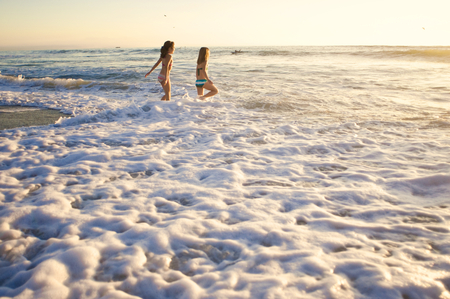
[145,41,175,101]
[196,47,219,100]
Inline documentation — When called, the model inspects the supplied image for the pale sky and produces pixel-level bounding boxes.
[1,0,449,50]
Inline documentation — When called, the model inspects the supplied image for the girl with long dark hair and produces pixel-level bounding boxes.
[145,41,175,101]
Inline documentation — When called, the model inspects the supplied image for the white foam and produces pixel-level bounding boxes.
[0,47,450,298]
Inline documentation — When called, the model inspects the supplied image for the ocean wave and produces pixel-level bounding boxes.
[57,103,146,126]
[256,50,313,57]
[246,47,450,63]
[240,98,300,113]
[56,97,215,127]
[351,47,450,63]
[402,49,450,58]
[0,74,141,93]
[0,74,91,90]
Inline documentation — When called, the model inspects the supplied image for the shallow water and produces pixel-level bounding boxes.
[0,46,449,298]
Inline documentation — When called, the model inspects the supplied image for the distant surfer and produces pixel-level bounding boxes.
[196,47,219,100]
[145,41,175,101]
[232,49,242,54]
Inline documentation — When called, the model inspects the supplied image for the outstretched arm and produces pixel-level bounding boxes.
[145,58,162,78]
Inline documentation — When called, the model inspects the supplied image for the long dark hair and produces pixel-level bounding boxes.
[160,41,175,58]
[197,47,210,65]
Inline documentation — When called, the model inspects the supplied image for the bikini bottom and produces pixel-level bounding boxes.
[195,79,207,88]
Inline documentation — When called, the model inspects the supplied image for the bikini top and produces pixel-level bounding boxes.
[197,65,208,76]
[162,57,173,67]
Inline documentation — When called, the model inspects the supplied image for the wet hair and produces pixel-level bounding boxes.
[197,47,210,65]
[160,41,175,58]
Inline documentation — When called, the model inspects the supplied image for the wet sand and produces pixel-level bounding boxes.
[0,106,70,130]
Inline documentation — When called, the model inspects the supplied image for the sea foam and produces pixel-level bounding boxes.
[1,46,449,298]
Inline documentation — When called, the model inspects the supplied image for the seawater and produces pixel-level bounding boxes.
[0,46,450,298]
[1,46,450,125]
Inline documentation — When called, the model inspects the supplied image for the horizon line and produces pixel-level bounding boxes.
[2,44,450,52]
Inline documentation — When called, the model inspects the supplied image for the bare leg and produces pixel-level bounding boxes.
[160,80,171,101]
[199,82,218,100]
[196,87,204,97]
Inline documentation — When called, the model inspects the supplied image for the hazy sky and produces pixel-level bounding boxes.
[1,0,449,50]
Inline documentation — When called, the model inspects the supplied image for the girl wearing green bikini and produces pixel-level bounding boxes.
[196,47,219,100]
[145,41,175,101]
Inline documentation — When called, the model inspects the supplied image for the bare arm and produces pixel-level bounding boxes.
[145,58,162,78]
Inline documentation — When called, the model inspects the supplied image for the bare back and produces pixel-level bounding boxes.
[196,61,207,80]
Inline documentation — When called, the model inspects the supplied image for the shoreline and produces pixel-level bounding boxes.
[0,105,70,130]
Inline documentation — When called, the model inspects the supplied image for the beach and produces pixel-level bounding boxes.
[0,106,69,130]
[0,46,449,299]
